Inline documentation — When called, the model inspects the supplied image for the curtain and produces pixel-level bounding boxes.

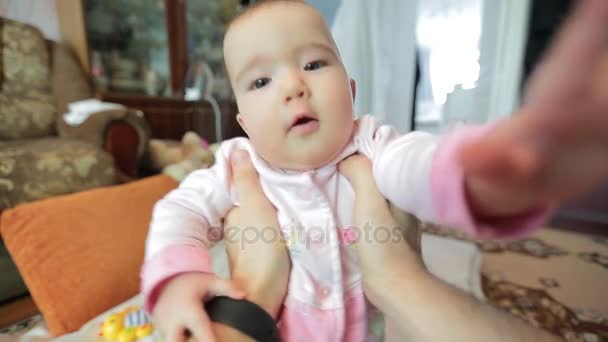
[331,0,530,134]
[331,0,419,133]
[415,0,531,133]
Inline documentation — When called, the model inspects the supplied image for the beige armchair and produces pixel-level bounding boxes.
[0,17,150,212]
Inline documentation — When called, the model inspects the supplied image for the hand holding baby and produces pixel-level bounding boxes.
[152,150,289,342]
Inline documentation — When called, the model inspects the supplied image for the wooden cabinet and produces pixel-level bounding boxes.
[57,0,244,141]
[99,92,244,143]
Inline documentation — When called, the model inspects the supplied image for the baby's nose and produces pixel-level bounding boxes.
[285,90,306,102]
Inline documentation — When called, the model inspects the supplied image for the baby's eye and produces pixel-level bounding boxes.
[251,77,271,90]
[304,60,327,71]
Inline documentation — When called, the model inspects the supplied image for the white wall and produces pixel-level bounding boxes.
[0,0,61,41]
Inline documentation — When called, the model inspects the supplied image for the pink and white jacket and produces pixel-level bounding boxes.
[141,115,549,341]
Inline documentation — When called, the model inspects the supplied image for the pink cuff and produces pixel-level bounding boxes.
[141,245,213,313]
[430,125,553,240]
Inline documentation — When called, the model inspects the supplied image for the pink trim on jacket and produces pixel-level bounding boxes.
[141,245,212,312]
[430,125,552,239]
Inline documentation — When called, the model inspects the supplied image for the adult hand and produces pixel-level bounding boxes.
[339,154,560,342]
[223,149,291,318]
[338,154,425,307]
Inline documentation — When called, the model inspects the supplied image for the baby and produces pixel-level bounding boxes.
[142,0,608,341]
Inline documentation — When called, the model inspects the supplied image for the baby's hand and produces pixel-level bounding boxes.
[461,0,608,218]
[153,272,245,342]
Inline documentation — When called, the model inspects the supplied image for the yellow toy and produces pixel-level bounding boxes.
[98,306,155,342]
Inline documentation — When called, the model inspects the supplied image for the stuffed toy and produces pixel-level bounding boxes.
[148,131,218,182]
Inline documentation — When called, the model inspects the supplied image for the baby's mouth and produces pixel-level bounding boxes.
[288,114,320,134]
[292,117,317,127]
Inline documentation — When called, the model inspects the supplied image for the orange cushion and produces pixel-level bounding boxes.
[0,175,178,336]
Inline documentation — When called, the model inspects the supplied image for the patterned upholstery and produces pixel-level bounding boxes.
[0,139,115,210]
[0,93,57,140]
[0,17,149,211]
[0,18,56,139]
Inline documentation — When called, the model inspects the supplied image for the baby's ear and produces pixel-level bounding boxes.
[350,79,356,102]
[236,113,248,135]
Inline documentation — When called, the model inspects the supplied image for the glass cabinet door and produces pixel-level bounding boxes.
[185,0,238,101]
[83,0,171,96]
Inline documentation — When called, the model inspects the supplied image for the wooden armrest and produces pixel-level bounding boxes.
[104,120,141,180]
[58,108,151,180]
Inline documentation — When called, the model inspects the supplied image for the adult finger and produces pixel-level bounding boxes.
[338,154,372,184]
[543,0,608,73]
[230,149,272,208]
[525,0,608,104]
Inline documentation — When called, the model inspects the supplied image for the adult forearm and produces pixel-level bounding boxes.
[379,273,560,342]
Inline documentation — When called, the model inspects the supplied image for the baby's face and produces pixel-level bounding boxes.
[224,2,355,170]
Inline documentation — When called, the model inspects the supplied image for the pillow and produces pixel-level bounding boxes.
[0,175,178,336]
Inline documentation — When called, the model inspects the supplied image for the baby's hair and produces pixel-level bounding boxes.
[229,0,306,31]
[222,0,308,92]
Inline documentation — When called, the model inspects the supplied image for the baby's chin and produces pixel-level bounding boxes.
[252,122,355,171]
[261,143,348,172]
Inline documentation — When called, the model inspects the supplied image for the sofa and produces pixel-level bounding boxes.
[0,17,150,304]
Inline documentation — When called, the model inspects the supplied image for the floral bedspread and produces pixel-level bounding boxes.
[424,225,608,341]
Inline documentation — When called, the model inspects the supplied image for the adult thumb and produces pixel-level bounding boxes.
[230,149,265,205]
